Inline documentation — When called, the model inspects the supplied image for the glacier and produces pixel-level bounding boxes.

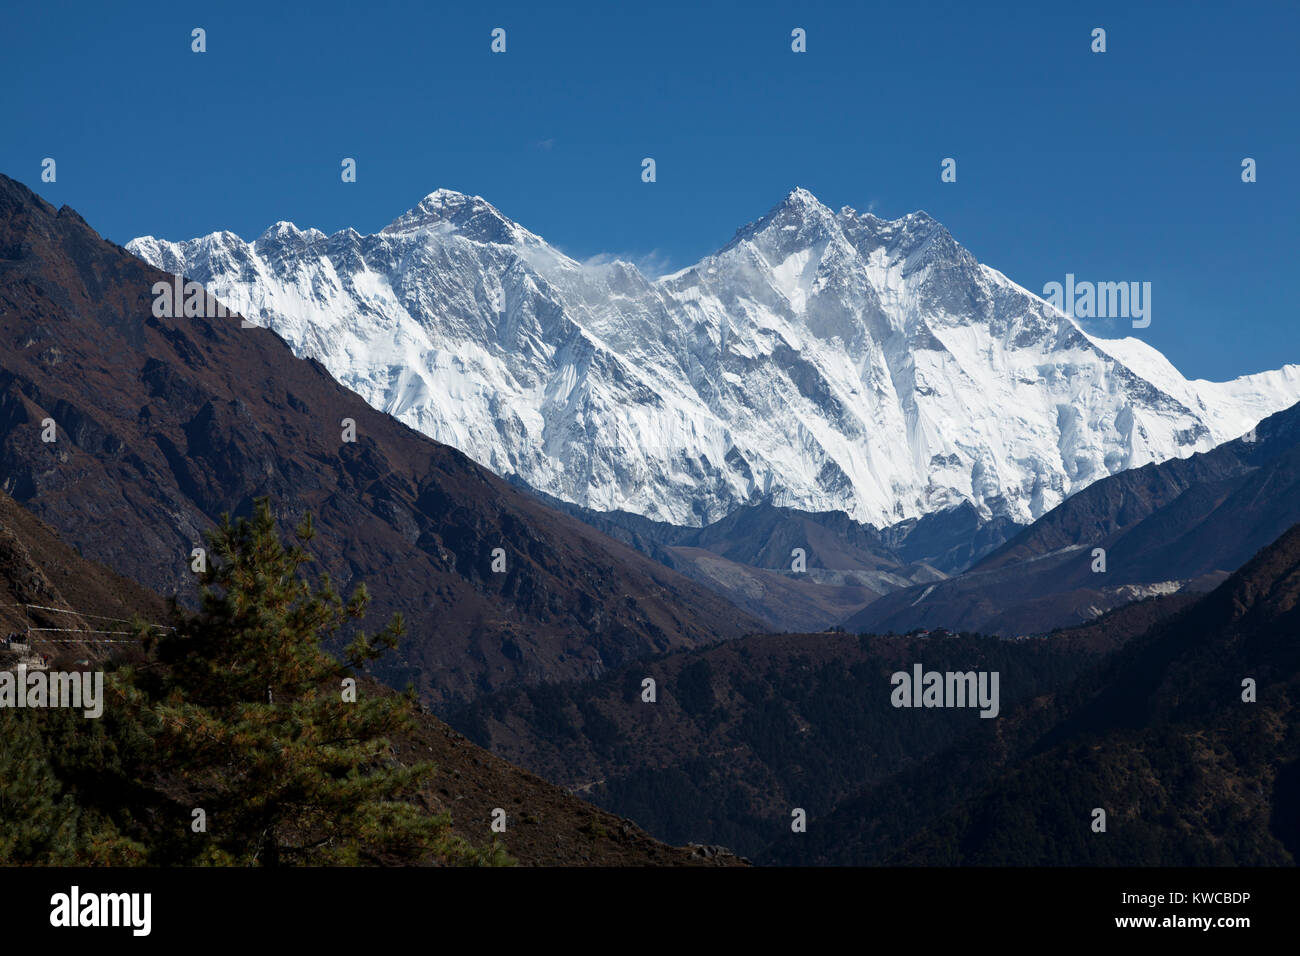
[127,187,1300,529]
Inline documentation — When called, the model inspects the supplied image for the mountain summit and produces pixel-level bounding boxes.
[382,189,538,245]
[128,190,1300,528]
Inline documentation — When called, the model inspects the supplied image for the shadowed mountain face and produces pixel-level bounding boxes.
[844,400,1300,636]
[449,587,1195,860]
[0,486,736,866]
[526,493,1019,577]
[514,489,1019,631]
[0,174,763,709]
[455,523,1300,865]
[777,523,1300,866]
[0,487,166,658]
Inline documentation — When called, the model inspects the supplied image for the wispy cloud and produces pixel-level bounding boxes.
[1073,315,1124,337]
[582,250,674,278]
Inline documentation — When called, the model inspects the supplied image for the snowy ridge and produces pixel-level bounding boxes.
[127,188,1300,528]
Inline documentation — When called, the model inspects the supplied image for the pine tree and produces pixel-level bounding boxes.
[0,713,80,863]
[143,498,509,866]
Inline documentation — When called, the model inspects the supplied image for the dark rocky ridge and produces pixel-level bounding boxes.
[844,400,1300,636]
[511,487,1019,631]
[0,487,167,658]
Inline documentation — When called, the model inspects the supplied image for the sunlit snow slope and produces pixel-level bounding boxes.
[128,188,1300,528]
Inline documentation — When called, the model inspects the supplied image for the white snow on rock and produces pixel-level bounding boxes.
[127,188,1300,528]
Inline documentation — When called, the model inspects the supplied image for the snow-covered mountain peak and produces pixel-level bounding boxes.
[255,221,329,251]
[836,205,961,270]
[381,188,534,247]
[722,186,842,251]
[127,190,1300,530]
[779,185,827,211]
[259,220,299,240]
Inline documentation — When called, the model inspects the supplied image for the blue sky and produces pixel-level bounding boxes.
[2,0,1296,381]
